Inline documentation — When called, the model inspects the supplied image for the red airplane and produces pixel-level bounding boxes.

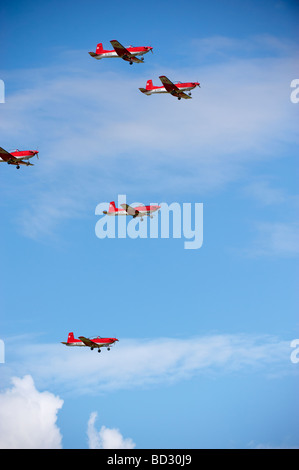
[0,146,39,169]
[139,75,200,100]
[89,39,153,64]
[103,201,161,221]
[61,332,119,353]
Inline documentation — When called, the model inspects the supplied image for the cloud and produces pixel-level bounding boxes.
[87,412,135,449]
[0,375,63,449]
[0,375,135,449]
[191,34,298,62]
[248,440,299,449]
[240,179,299,257]
[2,333,293,396]
[243,180,287,206]
[1,36,298,239]
[249,222,299,257]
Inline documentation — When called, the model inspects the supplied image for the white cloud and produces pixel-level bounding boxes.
[0,375,63,449]
[2,333,293,396]
[250,222,299,257]
[87,412,135,449]
[248,440,299,449]
[243,180,287,206]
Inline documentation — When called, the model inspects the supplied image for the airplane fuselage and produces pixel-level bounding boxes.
[61,333,118,350]
[92,47,150,60]
[0,148,39,166]
[144,83,198,96]
[63,338,115,348]
[104,205,160,217]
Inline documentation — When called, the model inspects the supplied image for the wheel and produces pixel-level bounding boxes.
[189,92,192,96]
[107,347,110,351]
[90,347,94,351]
[98,349,101,353]
[16,165,20,169]
[178,97,181,100]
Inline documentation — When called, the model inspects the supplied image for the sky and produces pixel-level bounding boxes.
[0,0,298,449]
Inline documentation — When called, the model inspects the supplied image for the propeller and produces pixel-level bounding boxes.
[35,145,39,159]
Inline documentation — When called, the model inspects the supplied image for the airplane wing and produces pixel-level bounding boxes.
[0,146,15,162]
[120,204,140,217]
[19,161,34,166]
[159,76,192,99]
[110,40,144,63]
[173,91,192,99]
[78,336,99,347]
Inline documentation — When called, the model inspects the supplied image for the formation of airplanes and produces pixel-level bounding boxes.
[61,332,118,353]
[89,39,200,99]
[5,38,200,355]
[103,201,161,221]
[0,146,39,169]
[2,39,200,173]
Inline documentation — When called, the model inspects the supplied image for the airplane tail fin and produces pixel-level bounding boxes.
[139,80,153,94]
[96,43,104,54]
[146,79,154,90]
[108,201,117,213]
[89,43,104,57]
[67,332,75,343]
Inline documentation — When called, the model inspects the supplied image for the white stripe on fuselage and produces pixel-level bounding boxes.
[145,85,194,95]
[107,210,154,216]
[94,50,147,60]
[66,342,112,347]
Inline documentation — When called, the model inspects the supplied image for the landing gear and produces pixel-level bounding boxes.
[98,349,101,353]
[129,61,133,65]
[107,347,110,351]
[178,97,181,100]
[188,92,192,96]
[16,165,20,169]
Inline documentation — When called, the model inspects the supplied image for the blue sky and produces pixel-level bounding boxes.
[0,0,298,449]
